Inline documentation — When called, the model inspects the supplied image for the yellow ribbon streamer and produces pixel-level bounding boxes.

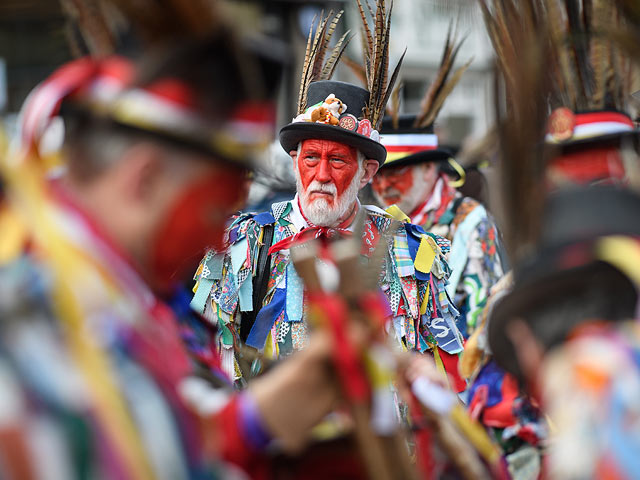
[1,158,154,480]
[596,236,640,286]
[447,158,466,188]
[415,235,437,274]
[384,204,411,223]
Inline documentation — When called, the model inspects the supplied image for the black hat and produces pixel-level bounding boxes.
[377,114,453,170]
[488,186,640,378]
[279,80,387,164]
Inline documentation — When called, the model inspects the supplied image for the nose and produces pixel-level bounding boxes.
[315,156,332,183]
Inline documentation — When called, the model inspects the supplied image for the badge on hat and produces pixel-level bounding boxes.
[339,113,358,131]
[357,118,372,138]
[548,107,576,142]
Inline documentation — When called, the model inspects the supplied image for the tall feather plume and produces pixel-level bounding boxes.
[483,0,637,259]
[59,0,117,57]
[342,55,368,86]
[536,0,631,112]
[104,0,221,42]
[356,0,405,128]
[479,0,551,260]
[414,22,472,129]
[296,10,352,115]
[390,83,402,129]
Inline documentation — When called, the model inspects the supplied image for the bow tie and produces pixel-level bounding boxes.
[268,225,353,256]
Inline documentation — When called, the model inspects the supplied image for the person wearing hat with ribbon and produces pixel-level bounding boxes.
[371,33,504,340]
[192,10,467,393]
[464,2,640,476]
[487,187,640,479]
[0,4,365,478]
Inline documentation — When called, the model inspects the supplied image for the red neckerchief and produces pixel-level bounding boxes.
[268,198,355,255]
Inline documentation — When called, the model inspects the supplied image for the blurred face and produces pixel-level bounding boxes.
[372,162,439,215]
[148,157,247,293]
[293,139,364,226]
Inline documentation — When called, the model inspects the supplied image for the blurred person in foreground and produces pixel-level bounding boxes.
[466,2,640,478]
[371,31,504,341]
[487,187,640,479]
[0,9,353,479]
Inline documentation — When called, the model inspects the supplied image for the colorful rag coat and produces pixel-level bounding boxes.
[0,193,272,480]
[542,321,640,480]
[410,176,504,338]
[460,273,545,480]
[192,196,466,390]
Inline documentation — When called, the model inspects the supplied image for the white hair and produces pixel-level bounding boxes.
[294,142,366,226]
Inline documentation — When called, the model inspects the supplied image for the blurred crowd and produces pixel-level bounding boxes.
[1,1,640,479]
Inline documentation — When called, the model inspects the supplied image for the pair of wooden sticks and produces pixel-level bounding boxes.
[290,212,416,480]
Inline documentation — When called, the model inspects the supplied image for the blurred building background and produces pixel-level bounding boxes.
[0,0,492,147]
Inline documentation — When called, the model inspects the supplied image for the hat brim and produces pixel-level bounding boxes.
[488,257,637,380]
[552,130,640,152]
[379,149,452,170]
[279,123,387,164]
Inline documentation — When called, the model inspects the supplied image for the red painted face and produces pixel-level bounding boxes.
[297,139,360,206]
[548,147,626,186]
[149,165,247,293]
[371,165,414,206]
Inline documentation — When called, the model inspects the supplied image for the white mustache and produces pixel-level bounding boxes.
[307,181,337,196]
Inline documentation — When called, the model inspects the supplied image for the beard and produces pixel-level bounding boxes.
[295,162,363,227]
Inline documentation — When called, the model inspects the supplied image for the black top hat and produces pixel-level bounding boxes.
[279,80,387,164]
[378,114,453,170]
[488,186,640,378]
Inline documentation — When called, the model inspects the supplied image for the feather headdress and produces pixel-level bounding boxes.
[414,23,472,129]
[296,10,353,115]
[479,0,551,260]
[480,0,638,259]
[482,0,633,113]
[376,21,470,172]
[355,0,405,129]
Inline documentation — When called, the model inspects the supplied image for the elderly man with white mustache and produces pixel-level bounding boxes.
[191,79,467,393]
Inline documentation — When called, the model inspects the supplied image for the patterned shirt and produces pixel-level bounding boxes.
[192,196,466,389]
[542,321,640,479]
[410,176,504,337]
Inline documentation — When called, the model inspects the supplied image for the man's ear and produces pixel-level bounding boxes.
[360,159,379,188]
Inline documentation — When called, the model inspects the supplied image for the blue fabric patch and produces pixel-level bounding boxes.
[422,314,463,354]
[285,263,304,322]
[253,212,276,226]
[229,227,240,245]
[404,224,431,282]
[230,241,247,275]
[238,276,253,312]
[418,333,429,353]
[205,253,225,280]
[246,288,286,349]
[190,278,213,314]
[468,361,507,407]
